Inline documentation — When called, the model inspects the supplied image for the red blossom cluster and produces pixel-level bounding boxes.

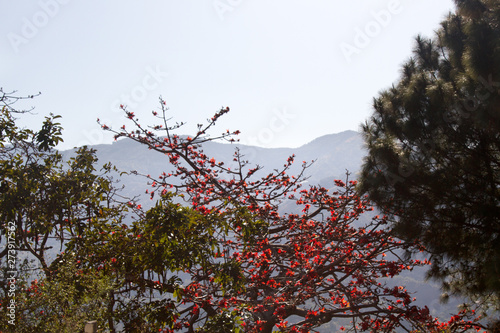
[98,101,486,333]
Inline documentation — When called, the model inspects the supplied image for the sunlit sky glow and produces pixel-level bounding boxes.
[2,1,455,150]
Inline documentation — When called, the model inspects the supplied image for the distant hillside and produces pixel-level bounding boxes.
[78,130,365,199]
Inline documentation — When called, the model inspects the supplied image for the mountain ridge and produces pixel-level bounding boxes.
[76,130,365,190]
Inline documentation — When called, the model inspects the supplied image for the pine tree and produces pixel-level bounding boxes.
[359,0,500,305]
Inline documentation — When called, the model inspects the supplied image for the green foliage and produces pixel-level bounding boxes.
[359,0,500,307]
[199,309,246,333]
[142,197,221,272]
[35,114,63,151]
[62,192,253,330]
[0,91,131,331]
[0,140,123,272]
[0,256,113,333]
[0,90,123,276]
[213,259,245,295]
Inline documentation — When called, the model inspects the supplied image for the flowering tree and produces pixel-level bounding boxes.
[0,90,486,331]
[88,101,485,332]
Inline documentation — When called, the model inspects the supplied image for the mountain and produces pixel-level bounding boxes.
[82,130,365,200]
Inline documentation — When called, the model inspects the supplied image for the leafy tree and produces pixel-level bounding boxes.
[0,90,127,332]
[90,101,485,332]
[358,0,500,310]
[4,255,113,333]
[0,89,125,274]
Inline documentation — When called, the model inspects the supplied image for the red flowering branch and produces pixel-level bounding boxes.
[96,101,487,332]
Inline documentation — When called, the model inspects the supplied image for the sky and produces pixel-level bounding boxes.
[2,1,456,150]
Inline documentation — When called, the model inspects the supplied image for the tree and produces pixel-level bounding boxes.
[0,89,485,332]
[0,90,128,332]
[0,89,125,275]
[89,101,484,332]
[358,0,500,310]
[5,256,113,333]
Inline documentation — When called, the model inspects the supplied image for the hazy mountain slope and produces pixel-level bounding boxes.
[83,130,365,199]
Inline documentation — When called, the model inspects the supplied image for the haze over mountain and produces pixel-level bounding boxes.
[86,130,365,199]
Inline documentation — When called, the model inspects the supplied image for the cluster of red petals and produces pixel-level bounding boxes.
[96,102,486,333]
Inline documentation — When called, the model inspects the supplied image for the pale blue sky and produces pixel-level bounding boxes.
[2,1,455,150]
